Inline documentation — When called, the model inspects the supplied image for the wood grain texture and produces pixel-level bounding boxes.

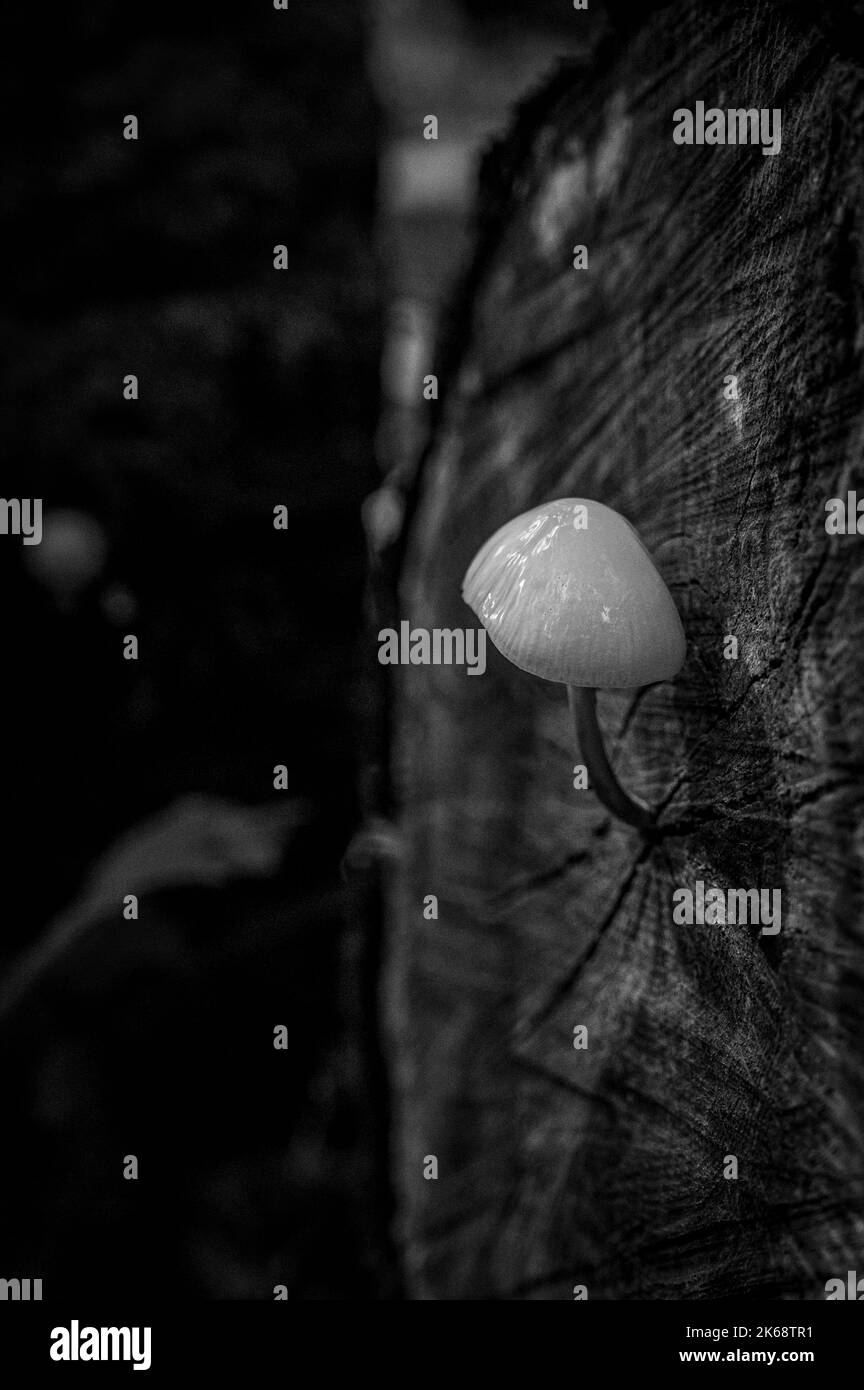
[385,0,864,1300]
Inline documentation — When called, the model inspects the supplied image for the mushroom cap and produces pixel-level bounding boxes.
[462,497,685,689]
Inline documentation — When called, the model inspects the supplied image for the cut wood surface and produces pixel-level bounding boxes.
[385,0,864,1299]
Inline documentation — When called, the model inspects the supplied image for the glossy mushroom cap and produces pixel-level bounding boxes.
[462,498,685,689]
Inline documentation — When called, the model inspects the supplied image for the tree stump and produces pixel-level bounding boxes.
[385,0,864,1300]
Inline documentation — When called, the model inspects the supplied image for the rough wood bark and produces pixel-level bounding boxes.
[386,0,864,1300]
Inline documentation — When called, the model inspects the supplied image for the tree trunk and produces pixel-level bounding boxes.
[385,0,864,1300]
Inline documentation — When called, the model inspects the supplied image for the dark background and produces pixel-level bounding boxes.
[0,0,391,1299]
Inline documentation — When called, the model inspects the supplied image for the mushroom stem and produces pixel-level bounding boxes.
[567,685,655,831]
